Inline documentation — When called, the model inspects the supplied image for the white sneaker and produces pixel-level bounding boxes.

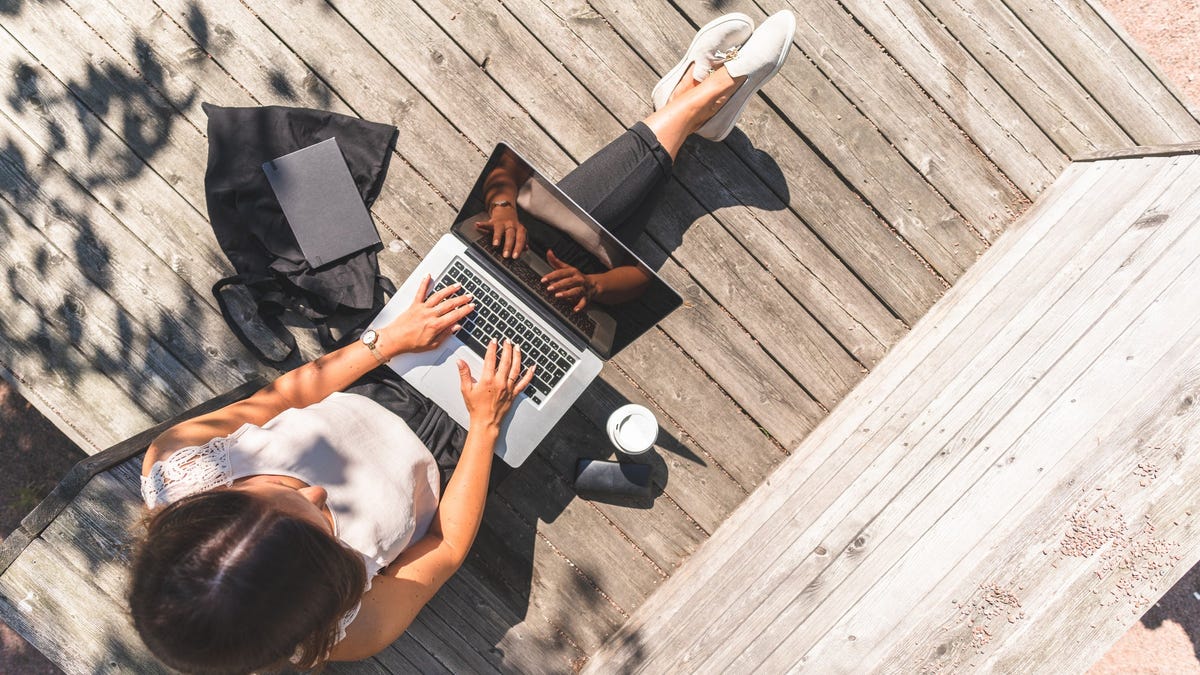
[652,13,755,112]
[694,10,796,142]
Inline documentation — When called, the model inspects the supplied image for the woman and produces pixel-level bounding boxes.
[130,11,795,673]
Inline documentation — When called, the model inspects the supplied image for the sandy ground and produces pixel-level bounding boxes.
[4,2,1200,674]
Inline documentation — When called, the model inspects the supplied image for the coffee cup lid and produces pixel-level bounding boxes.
[608,404,658,454]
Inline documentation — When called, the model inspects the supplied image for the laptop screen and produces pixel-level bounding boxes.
[450,144,682,359]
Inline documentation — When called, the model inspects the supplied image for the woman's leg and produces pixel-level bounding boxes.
[645,67,744,160]
[556,66,743,246]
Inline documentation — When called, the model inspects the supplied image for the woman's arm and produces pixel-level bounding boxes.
[476,153,534,258]
[328,339,534,661]
[143,277,475,470]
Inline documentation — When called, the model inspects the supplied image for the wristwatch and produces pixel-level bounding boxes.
[360,329,387,366]
[489,199,513,212]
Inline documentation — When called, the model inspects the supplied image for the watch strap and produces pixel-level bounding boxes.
[362,331,387,366]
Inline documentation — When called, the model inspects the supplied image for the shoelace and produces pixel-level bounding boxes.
[713,46,741,63]
[696,46,741,79]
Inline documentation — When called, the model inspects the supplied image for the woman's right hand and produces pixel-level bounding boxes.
[385,275,475,354]
[457,339,536,431]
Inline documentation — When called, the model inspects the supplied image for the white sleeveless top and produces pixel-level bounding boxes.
[140,392,441,642]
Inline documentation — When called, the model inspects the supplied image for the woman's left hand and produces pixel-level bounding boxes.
[541,249,597,312]
[475,205,527,259]
[385,275,476,354]
[458,339,535,431]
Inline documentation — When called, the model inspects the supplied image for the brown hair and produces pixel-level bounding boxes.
[129,488,366,674]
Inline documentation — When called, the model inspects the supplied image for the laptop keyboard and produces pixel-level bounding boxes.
[434,258,578,405]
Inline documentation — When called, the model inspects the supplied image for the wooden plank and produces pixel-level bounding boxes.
[748,0,1037,220]
[832,0,1069,191]
[569,363,740,535]
[0,539,168,675]
[0,112,257,396]
[0,1,210,220]
[0,195,190,426]
[107,0,482,207]
[657,159,1190,667]
[492,433,666,612]
[421,570,570,675]
[376,633,451,675]
[34,472,144,602]
[917,0,1133,156]
[527,401,710,567]
[999,0,1200,144]
[328,657,394,675]
[786,210,1200,672]
[667,157,1200,672]
[1080,141,1200,161]
[579,159,1138,671]
[464,497,628,654]
[670,0,989,277]
[1082,0,1200,121]
[876,331,1200,672]
[403,606,500,674]
[601,0,1023,244]
[977,397,1200,673]
[584,156,1200,673]
[0,7,244,312]
[775,0,1057,198]
[441,566,587,673]
[369,629,451,672]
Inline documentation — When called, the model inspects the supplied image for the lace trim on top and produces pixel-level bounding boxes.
[140,433,240,508]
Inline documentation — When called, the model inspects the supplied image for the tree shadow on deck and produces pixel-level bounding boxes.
[639,129,791,262]
[0,11,248,430]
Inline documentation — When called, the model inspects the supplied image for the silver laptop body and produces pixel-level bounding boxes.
[368,143,681,467]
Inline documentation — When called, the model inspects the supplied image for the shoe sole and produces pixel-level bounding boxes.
[698,13,797,142]
[651,13,754,111]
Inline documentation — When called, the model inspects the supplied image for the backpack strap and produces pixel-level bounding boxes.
[212,275,300,368]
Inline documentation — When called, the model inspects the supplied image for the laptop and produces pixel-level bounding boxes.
[368,143,683,467]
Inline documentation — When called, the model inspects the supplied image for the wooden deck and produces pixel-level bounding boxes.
[585,149,1200,674]
[0,0,1196,672]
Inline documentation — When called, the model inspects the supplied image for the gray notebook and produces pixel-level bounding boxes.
[263,137,381,267]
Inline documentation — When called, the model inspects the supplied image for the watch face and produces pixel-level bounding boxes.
[361,329,378,346]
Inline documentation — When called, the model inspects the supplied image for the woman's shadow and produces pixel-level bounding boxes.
[419,131,789,671]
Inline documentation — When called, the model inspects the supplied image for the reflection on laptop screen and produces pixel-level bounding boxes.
[451,145,682,359]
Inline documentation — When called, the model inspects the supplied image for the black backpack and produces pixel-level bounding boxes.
[202,103,397,367]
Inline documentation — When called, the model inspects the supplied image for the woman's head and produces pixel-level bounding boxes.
[129,485,365,674]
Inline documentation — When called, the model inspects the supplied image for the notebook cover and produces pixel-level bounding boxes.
[263,137,381,268]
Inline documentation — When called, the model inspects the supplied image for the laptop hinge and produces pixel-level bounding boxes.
[462,246,592,353]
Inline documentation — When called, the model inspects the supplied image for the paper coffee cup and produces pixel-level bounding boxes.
[606,404,659,455]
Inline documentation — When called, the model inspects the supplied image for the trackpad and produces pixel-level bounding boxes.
[416,345,472,422]
[393,346,448,384]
